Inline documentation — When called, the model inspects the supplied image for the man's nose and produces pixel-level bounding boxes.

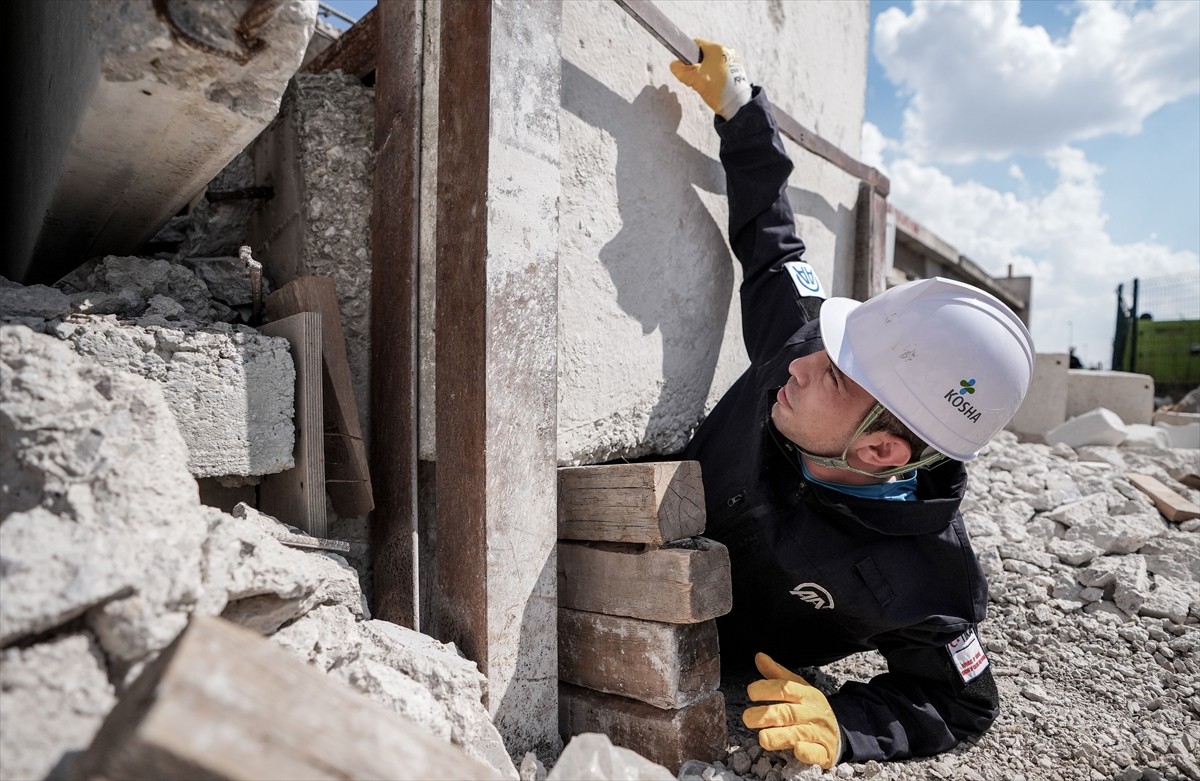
[787,357,806,384]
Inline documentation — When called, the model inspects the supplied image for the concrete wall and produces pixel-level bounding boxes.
[1067,370,1156,426]
[1010,353,1069,443]
[557,0,870,465]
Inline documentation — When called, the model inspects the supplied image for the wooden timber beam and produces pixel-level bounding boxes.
[370,0,422,628]
[305,6,378,80]
[614,0,890,197]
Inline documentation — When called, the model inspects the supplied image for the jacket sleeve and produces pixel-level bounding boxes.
[716,87,822,365]
[827,624,1001,762]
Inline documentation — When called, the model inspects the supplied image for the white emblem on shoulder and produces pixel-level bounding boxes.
[783,262,827,299]
[790,582,835,610]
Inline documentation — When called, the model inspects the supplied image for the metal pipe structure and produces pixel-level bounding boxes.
[613,0,890,197]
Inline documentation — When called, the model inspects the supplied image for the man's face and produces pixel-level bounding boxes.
[771,350,879,458]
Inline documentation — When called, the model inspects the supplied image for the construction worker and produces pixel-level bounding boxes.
[670,41,1035,767]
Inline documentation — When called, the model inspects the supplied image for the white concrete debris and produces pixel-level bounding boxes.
[708,430,1200,781]
[0,324,519,781]
[546,734,674,781]
[0,634,117,781]
[1045,406,1128,448]
[50,318,295,478]
[3,265,297,478]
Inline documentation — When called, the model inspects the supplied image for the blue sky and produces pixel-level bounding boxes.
[324,0,1197,369]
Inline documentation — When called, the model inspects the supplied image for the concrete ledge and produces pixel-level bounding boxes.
[1067,370,1154,425]
[49,318,295,478]
[1009,352,1067,442]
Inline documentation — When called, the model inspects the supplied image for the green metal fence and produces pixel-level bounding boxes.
[1112,270,1200,401]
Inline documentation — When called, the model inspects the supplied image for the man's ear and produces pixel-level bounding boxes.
[850,432,912,469]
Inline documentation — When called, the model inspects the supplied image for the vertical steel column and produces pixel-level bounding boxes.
[435,0,562,756]
[371,0,423,628]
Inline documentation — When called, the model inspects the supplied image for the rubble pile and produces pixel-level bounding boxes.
[693,432,1200,781]
[3,269,1198,780]
[0,324,517,781]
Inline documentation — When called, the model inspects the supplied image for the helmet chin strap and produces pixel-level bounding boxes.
[798,403,948,479]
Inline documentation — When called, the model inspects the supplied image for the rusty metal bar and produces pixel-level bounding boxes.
[613,0,890,197]
[370,0,423,629]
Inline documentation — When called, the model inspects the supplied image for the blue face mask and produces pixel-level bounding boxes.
[798,457,918,502]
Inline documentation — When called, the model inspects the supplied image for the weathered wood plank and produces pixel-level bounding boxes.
[559,683,726,773]
[66,616,500,781]
[259,312,326,537]
[557,461,705,545]
[558,539,732,624]
[266,276,374,519]
[304,6,378,79]
[558,608,720,709]
[1126,473,1200,522]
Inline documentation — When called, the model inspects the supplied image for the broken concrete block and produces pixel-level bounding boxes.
[1066,370,1155,426]
[49,317,295,477]
[1155,419,1200,449]
[1008,352,1068,443]
[1046,538,1104,567]
[201,512,367,635]
[0,633,117,781]
[1077,554,1147,591]
[0,277,73,319]
[56,256,216,321]
[1120,424,1172,449]
[0,326,208,647]
[546,733,674,781]
[1063,510,1166,555]
[1138,576,1196,625]
[178,256,270,309]
[319,619,517,780]
[1045,407,1127,449]
[1140,534,1200,584]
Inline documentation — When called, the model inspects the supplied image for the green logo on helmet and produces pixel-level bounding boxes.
[944,380,982,423]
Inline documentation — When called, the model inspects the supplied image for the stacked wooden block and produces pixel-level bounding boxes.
[556,461,732,771]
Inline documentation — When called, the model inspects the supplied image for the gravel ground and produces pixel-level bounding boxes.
[682,432,1200,781]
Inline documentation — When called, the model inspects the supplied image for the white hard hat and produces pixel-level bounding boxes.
[819,277,1035,462]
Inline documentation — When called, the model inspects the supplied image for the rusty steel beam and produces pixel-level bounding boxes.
[370,0,423,628]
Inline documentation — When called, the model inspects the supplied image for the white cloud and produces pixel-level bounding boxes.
[861,121,892,171]
[874,0,1200,163]
[1008,163,1025,181]
[885,142,1197,366]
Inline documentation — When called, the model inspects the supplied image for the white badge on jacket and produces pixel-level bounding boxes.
[784,261,828,299]
[947,627,990,683]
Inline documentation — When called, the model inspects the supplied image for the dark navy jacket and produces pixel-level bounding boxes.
[682,88,1000,762]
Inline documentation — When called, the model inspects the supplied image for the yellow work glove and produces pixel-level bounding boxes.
[668,38,753,119]
[743,652,841,769]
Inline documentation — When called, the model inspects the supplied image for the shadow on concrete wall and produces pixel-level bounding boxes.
[785,186,846,250]
[561,59,732,448]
